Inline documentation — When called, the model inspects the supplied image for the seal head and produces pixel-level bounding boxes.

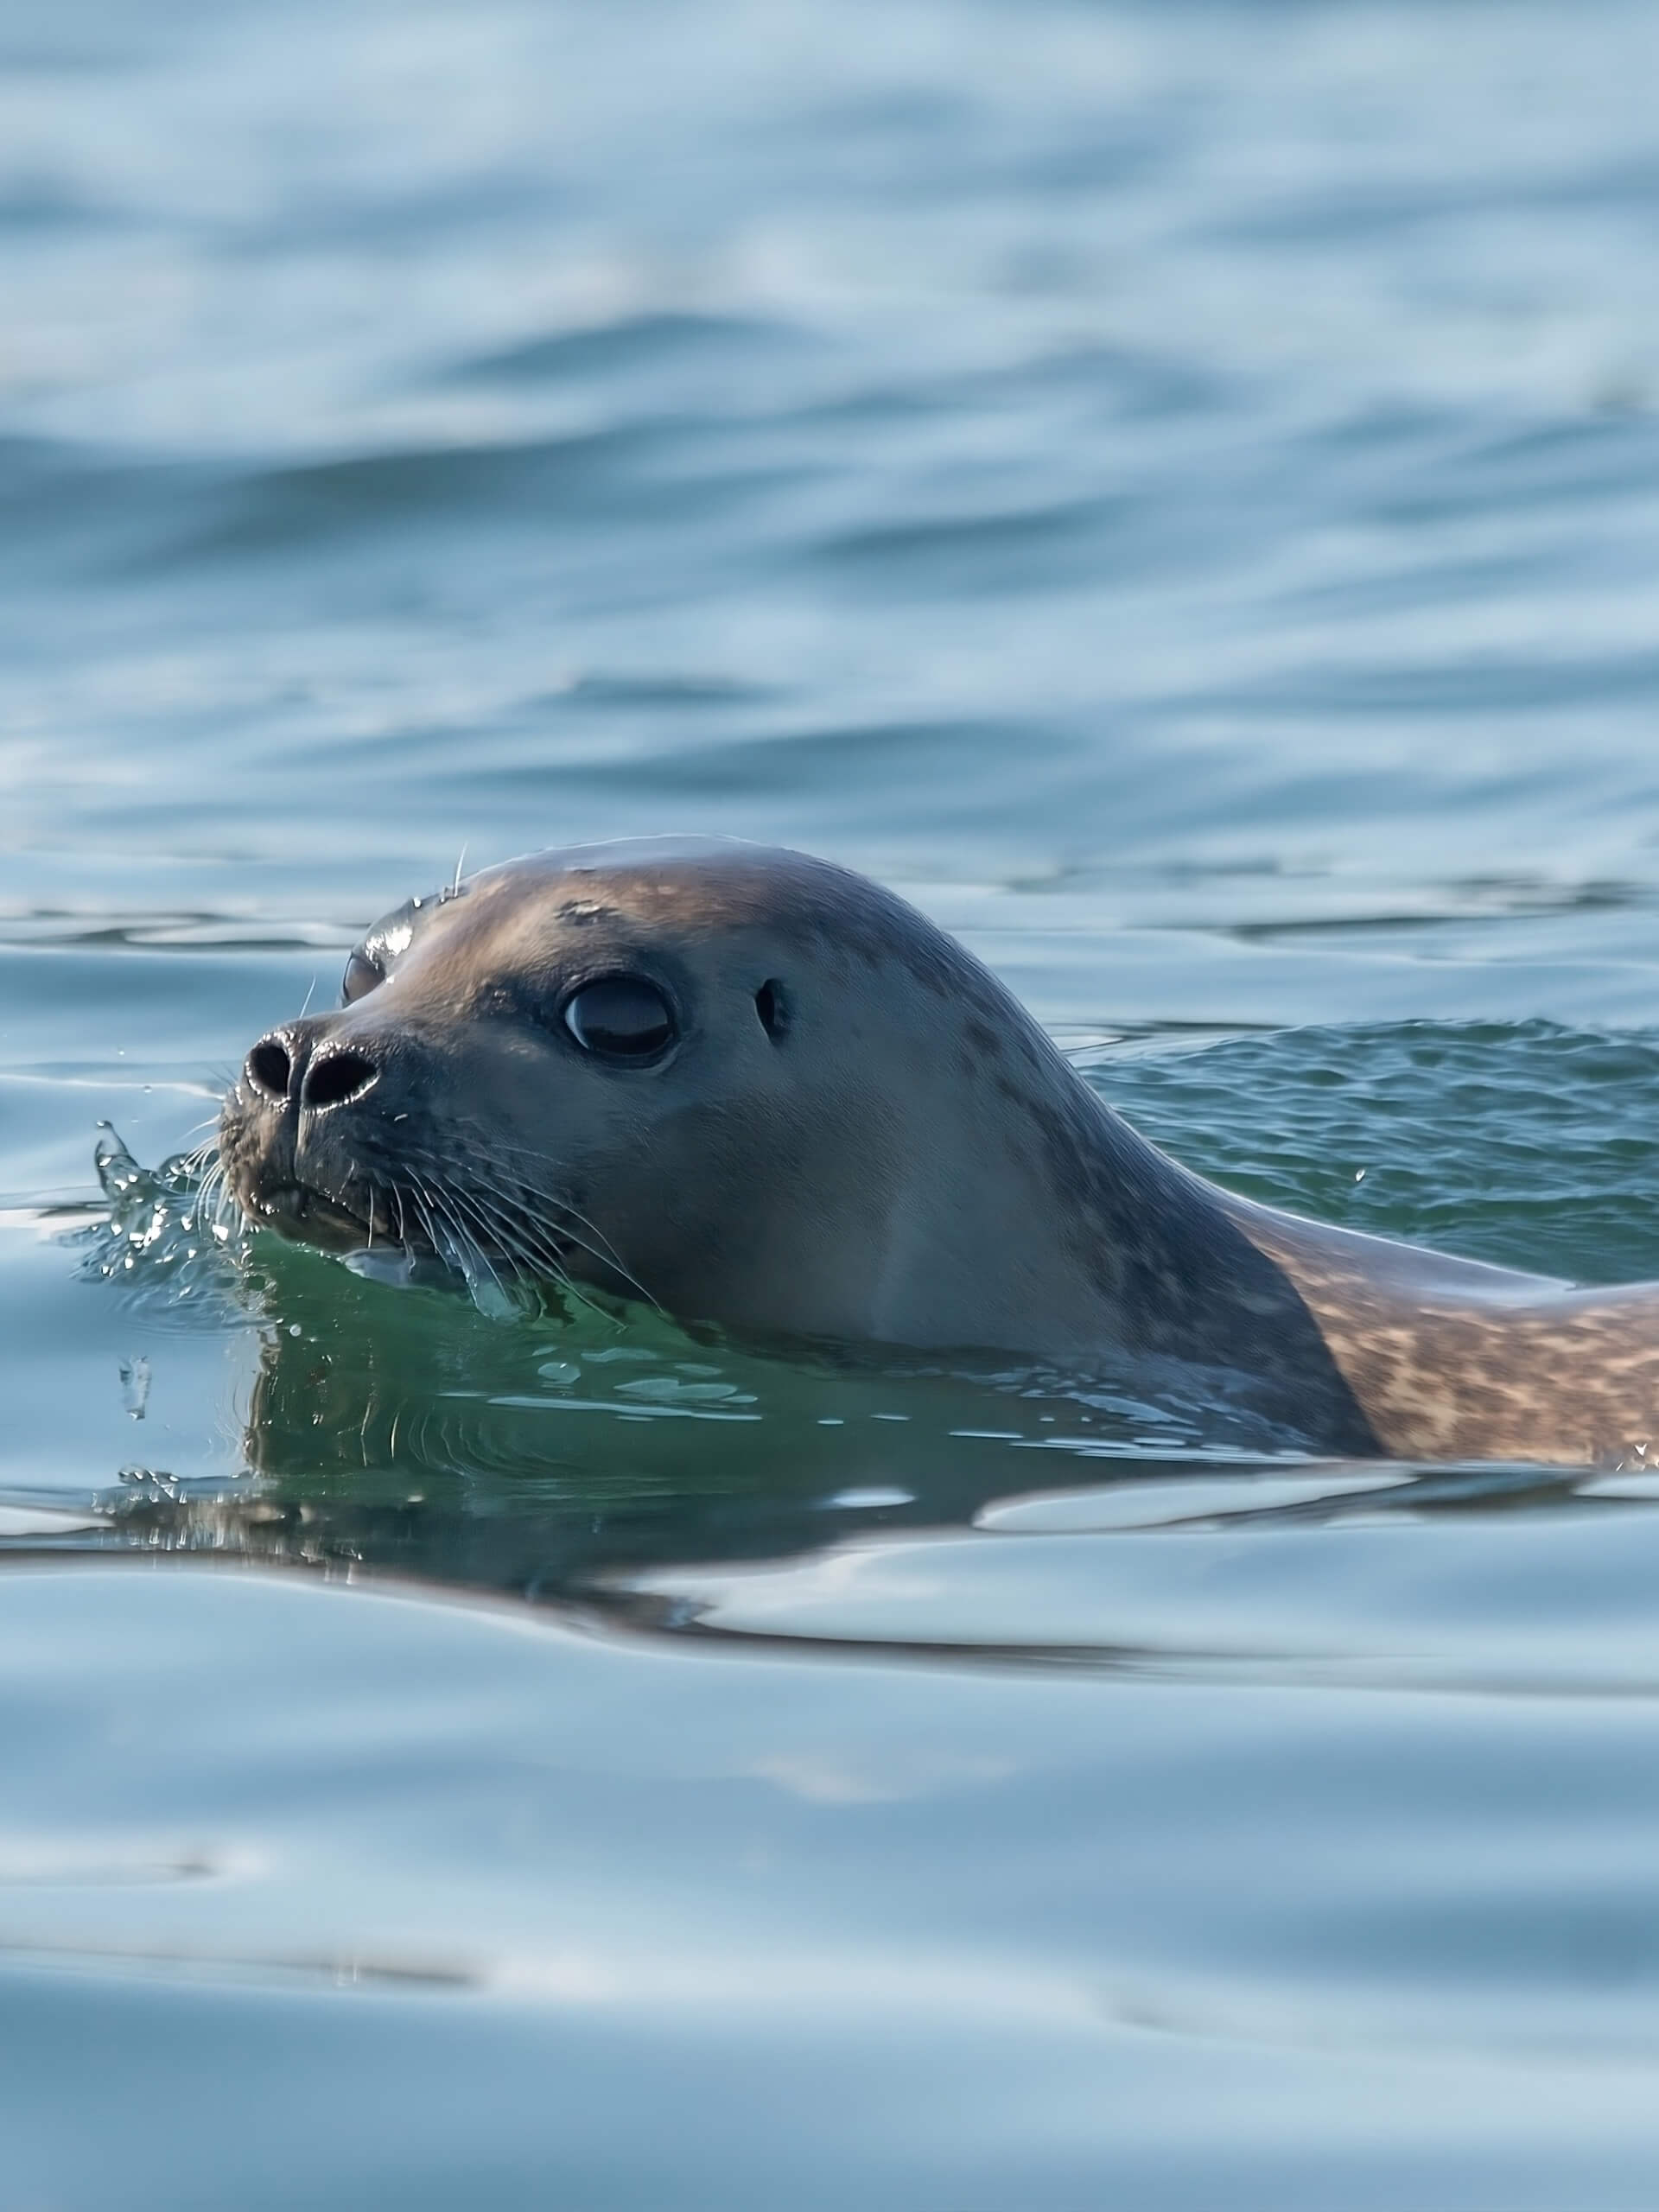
[219,839,1659,1465]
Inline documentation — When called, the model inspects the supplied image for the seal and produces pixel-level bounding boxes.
[219,839,1659,1467]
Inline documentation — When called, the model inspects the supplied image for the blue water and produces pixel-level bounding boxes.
[5,2,1659,2202]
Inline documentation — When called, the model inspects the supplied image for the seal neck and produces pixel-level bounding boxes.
[879,1047,1380,1453]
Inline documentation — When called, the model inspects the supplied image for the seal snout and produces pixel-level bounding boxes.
[223,1020,388,1246]
[220,1015,393,1253]
[243,1027,381,1113]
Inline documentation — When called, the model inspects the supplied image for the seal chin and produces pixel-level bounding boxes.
[238,1179,378,1255]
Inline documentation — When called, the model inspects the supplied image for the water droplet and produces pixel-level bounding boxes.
[118,1356,150,1420]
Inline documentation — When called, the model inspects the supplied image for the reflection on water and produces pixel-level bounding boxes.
[37,1014,1659,1634]
[65,1148,1235,1597]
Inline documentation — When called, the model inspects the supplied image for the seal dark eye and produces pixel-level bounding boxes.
[563,976,676,1061]
[340,948,384,1005]
[341,899,421,1006]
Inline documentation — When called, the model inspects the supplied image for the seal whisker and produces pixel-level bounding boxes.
[416,1177,483,1276]
[467,1166,639,1293]
[444,1178,577,1302]
[449,1179,611,1324]
[446,1173,619,1327]
[217,1166,245,1239]
[385,1133,584,1278]
[445,1127,625,1247]
[409,1186,439,1262]
[193,1147,239,1242]
[421,1189,479,1286]
[412,1173,519,1313]
[441,1128,657,1307]
[463,1163,654,1316]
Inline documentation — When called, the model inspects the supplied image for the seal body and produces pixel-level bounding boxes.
[219,840,1659,1467]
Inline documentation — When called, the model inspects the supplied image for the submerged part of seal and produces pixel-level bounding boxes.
[218,840,1659,1467]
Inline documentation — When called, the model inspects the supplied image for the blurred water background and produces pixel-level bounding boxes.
[4,2,1659,2203]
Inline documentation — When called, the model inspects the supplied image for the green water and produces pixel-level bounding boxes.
[4,0,1659,2202]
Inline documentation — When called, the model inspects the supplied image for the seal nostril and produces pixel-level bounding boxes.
[302,1049,378,1111]
[245,1038,293,1103]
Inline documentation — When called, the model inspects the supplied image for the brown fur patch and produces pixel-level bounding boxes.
[1239,1207,1659,1466]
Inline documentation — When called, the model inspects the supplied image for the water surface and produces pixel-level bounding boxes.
[4,1,1659,2202]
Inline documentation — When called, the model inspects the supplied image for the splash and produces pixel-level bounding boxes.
[75,1126,548,1324]
[71,1124,249,1316]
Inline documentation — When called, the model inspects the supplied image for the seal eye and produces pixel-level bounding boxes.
[563,976,676,1062]
[340,949,384,1005]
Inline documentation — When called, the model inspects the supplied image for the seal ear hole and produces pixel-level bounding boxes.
[754,979,788,1041]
